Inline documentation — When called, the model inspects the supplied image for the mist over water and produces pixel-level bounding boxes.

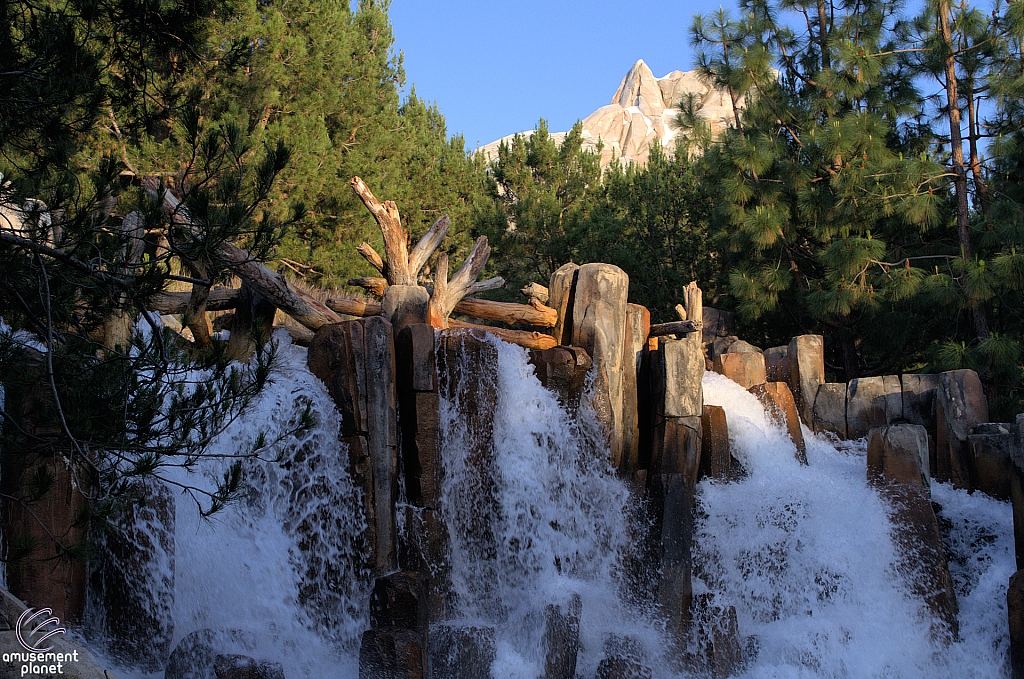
[98,338,1014,678]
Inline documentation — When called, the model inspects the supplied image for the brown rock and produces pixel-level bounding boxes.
[651,474,693,642]
[701,307,736,345]
[1012,461,1024,571]
[968,423,1016,501]
[901,374,940,428]
[713,352,766,390]
[89,483,175,671]
[866,424,929,489]
[935,369,989,489]
[876,483,954,643]
[622,304,651,476]
[549,263,580,346]
[360,628,424,679]
[727,339,761,354]
[749,382,807,464]
[883,375,903,423]
[710,336,738,361]
[529,346,593,412]
[213,655,285,679]
[595,636,652,679]
[846,377,887,440]
[812,383,847,439]
[1009,570,1024,679]
[309,318,398,575]
[381,285,429,334]
[542,595,582,679]
[700,405,731,481]
[370,572,429,638]
[571,263,630,468]
[787,335,825,426]
[651,417,702,491]
[395,324,436,394]
[691,594,746,678]
[658,339,705,418]
[763,346,789,383]
[397,507,450,623]
[429,625,496,679]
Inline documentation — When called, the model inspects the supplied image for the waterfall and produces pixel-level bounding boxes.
[101,337,371,678]
[92,334,1014,678]
[698,370,1014,678]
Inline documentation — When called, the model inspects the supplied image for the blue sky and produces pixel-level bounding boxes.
[388,1,738,150]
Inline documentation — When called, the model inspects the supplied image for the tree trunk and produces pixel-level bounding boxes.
[938,3,990,341]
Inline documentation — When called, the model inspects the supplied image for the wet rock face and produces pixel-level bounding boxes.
[867,424,930,489]
[867,425,959,642]
[308,317,398,575]
[166,630,278,679]
[595,636,652,679]
[542,594,582,679]
[1009,570,1024,679]
[359,629,425,679]
[689,594,747,678]
[88,482,176,672]
[749,382,807,464]
[700,405,733,481]
[528,346,593,412]
[213,655,285,679]
[428,625,496,679]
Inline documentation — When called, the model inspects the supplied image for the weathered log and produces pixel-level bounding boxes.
[357,242,387,277]
[408,215,449,279]
[684,282,703,345]
[158,187,342,331]
[448,319,557,350]
[149,287,241,314]
[350,176,414,285]
[348,277,390,297]
[453,297,557,327]
[649,320,700,338]
[327,297,384,317]
[427,236,492,329]
[277,324,314,346]
[521,282,549,304]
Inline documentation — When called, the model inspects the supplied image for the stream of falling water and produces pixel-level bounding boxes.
[96,335,1014,678]
[698,371,1014,679]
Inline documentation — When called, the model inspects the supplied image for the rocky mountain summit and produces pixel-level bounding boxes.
[476,59,739,167]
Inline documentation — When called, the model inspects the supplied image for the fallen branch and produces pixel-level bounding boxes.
[448,318,557,350]
[326,297,383,317]
[149,287,242,314]
[649,320,700,338]
[347,277,389,296]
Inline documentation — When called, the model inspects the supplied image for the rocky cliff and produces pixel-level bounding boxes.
[476,59,739,168]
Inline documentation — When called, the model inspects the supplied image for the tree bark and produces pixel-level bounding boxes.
[938,3,989,340]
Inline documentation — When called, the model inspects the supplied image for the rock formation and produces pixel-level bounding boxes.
[476,60,741,168]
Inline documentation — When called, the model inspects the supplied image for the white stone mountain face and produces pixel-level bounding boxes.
[476,59,740,168]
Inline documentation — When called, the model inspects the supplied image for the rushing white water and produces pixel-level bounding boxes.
[91,333,1015,679]
[103,335,370,678]
[437,334,667,678]
[698,370,1015,679]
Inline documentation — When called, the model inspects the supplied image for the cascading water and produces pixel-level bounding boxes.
[100,337,371,678]
[697,370,1015,678]
[436,334,668,678]
[91,332,1015,679]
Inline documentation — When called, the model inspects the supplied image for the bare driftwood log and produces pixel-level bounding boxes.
[326,297,383,317]
[648,320,700,338]
[156,187,342,331]
[448,319,557,350]
[102,211,146,350]
[347,277,389,297]
[453,297,556,327]
[683,281,703,345]
[150,288,241,314]
[427,237,494,329]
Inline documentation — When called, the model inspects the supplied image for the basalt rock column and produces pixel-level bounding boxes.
[360,572,430,679]
[967,423,1016,500]
[749,382,807,464]
[570,263,630,469]
[787,335,824,426]
[308,317,398,575]
[935,369,989,489]
[549,263,580,346]
[812,383,847,439]
[622,304,651,477]
[650,338,704,487]
[847,377,888,439]
[867,424,959,641]
[394,323,451,622]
